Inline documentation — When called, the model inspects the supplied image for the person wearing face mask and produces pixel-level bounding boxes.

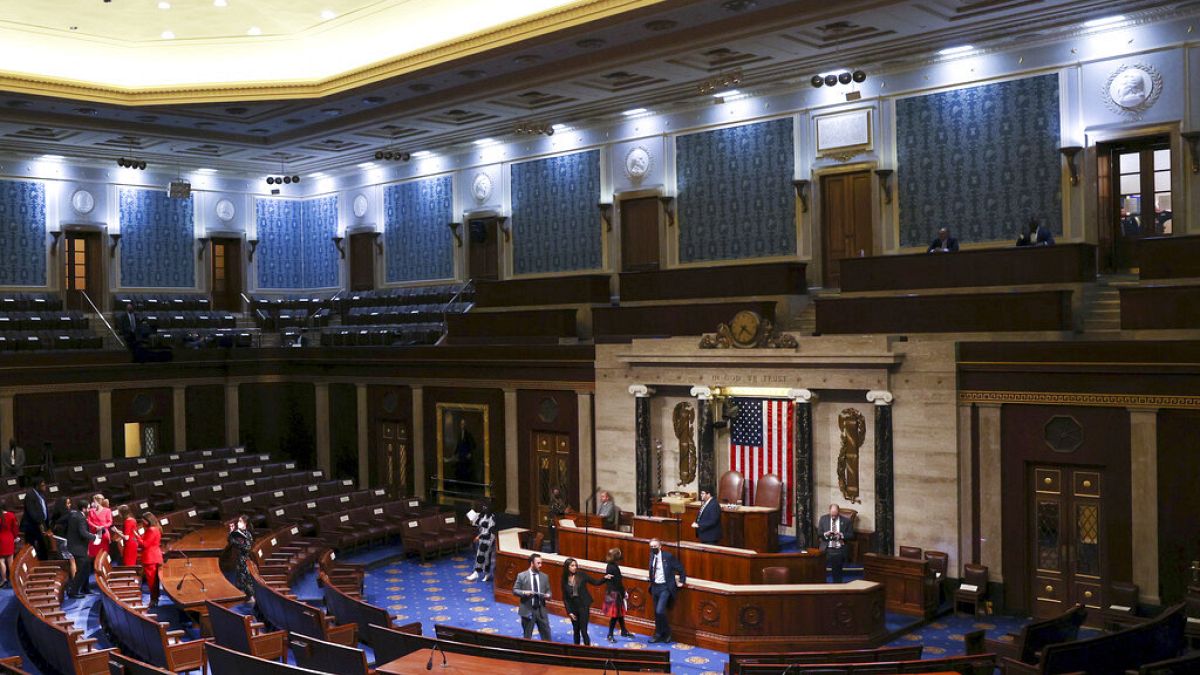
[228,514,254,601]
[645,538,686,644]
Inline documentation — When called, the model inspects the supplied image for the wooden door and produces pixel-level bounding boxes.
[1030,465,1106,619]
[63,231,102,311]
[620,197,660,272]
[1100,135,1172,270]
[532,431,572,538]
[210,238,242,311]
[349,233,377,291]
[467,218,499,280]
[380,421,412,496]
[820,171,873,288]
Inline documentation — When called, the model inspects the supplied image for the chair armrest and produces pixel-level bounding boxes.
[985,636,1022,661]
[326,621,358,646]
[1001,657,1042,675]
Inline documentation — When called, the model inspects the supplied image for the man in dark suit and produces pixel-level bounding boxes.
[818,503,855,583]
[1016,217,1055,246]
[927,228,960,253]
[692,487,721,544]
[19,479,49,559]
[647,538,686,643]
[513,553,552,640]
[116,302,140,347]
[64,500,94,598]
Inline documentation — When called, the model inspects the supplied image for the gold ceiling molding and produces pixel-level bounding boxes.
[0,0,666,106]
[958,389,1200,410]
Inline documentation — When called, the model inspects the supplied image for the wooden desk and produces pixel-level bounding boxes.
[863,553,938,618]
[1137,234,1200,279]
[815,289,1073,334]
[558,522,824,585]
[161,556,246,635]
[376,650,601,674]
[651,500,780,552]
[168,525,229,555]
[496,528,885,652]
[838,243,1096,292]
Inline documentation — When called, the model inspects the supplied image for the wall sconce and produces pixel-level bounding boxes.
[196,237,210,260]
[447,222,463,247]
[1181,132,1200,174]
[108,233,121,258]
[659,196,676,228]
[792,179,810,213]
[598,202,614,232]
[373,232,383,255]
[331,236,345,259]
[49,231,62,255]
[874,169,894,204]
[496,216,511,242]
[1059,146,1083,186]
[247,238,259,262]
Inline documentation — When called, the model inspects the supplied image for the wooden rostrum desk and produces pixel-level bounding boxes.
[650,500,781,552]
[496,527,887,652]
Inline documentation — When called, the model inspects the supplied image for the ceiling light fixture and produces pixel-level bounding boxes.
[410,151,433,159]
[515,122,556,136]
[811,70,867,88]
[473,138,500,147]
[938,45,975,56]
[1084,15,1126,28]
[213,0,227,6]
[622,108,649,117]
[161,30,175,39]
[697,68,743,95]
[247,26,261,35]
[158,1,171,9]
[551,124,571,133]
[320,9,337,20]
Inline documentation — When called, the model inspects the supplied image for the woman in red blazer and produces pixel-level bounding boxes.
[138,512,163,608]
[0,506,19,587]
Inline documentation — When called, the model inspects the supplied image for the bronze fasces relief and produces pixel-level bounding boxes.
[673,401,697,486]
[837,408,865,504]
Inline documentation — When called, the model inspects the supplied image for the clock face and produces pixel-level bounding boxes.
[730,310,761,347]
[71,189,95,215]
[353,194,369,218]
[215,198,236,222]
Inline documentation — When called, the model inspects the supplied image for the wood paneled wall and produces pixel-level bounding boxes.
[329,383,358,481]
[517,389,580,523]
[238,382,316,468]
[185,385,226,451]
[1156,410,1200,604]
[14,391,99,466]
[111,387,173,458]
[367,385,412,491]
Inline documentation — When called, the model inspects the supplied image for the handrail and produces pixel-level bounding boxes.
[82,290,125,348]
[439,279,474,341]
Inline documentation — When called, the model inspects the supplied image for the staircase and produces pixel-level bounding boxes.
[1080,274,1137,334]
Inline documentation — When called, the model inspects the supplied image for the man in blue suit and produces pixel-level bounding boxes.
[1016,217,1055,246]
[646,538,686,643]
[692,487,721,544]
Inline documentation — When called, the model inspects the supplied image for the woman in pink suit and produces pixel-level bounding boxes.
[0,505,19,587]
[86,494,112,564]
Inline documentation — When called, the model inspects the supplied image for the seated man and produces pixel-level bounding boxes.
[927,228,959,253]
[1016,217,1055,247]
[1120,209,1141,237]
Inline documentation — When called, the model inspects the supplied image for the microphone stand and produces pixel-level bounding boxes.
[172,546,207,592]
[583,493,595,563]
[425,640,447,670]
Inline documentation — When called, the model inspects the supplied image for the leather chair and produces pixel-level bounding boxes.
[518,530,545,553]
[618,510,634,533]
[898,545,923,559]
[924,550,949,580]
[1099,581,1142,630]
[718,470,746,506]
[761,566,790,584]
[839,507,860,562]
[754,473,783,510]
[955,564,989,615]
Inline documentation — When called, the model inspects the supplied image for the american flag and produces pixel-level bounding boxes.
[729,397,793,526]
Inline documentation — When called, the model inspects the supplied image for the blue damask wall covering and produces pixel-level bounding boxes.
[119,188,195,288]
[896,73,1062,247]
[510,149,601,275]
[384,176,454,283]
[0,180,47,287]
[676,118,795,263]
[256,196,340,289]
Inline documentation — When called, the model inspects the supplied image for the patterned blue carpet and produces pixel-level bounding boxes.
[0,548,1038,674]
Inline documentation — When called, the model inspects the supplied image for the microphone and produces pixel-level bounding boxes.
[602,658,621,675]
[425,641,446,670]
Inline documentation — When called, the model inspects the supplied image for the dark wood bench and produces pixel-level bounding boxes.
[205,600,286,662]
[473,275,611,307]
[737,653,996,674]
[1120,284,1200,329]
[981,603,1086,665]
[620,262,808,301]
[205,643,325,675]
[837,244,1095,292]
[322,580,394,643]
[0,657,29,675]
[725,645,923,674]
[816,289,1073,334]
[288,634,370,675]
[1128,650,1200,674]
[1137,234,1200,279]
[1002,604,1186,675]
[445,308,579,344]
[105,653,173,675]
[249,572,357,646]
[434,623,671,668]
[13,547,115,675]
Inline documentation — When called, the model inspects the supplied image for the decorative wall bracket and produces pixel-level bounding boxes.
[599,202,614,232]
[873,169,894,204]
[108,233,121,258]
[1059,146,1084,185]
[792,179,810,213]
[331,236,345,259]
[196,237,210,260]
[372,231,383,255]
[1181,132,1200,174]
[448,222,463,247]
[247,238,259,262]
[659,196,676,228]
[49,231,62,255]
[497,216,511,242]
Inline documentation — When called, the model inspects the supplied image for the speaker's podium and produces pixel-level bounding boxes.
[652,499,780,552]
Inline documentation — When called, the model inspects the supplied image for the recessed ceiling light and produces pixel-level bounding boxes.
[1084,15,1125,28]
[320,9,337,20]
[410,151,433,159]
[473,138,499,147]
[551,124,571,133]
[195,168,216,174]
[938,45,974,56]
[622,107,649,117]
[213,0,227,6]
[157,1,171,9]
[247,26,261,35]
[714,89,741,98]
[161,30,175,39]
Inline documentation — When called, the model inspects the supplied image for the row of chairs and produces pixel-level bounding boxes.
[131,461,305,511]
[0,292,61,311]
[146,328,256,349]
[319,324,443,346]
[115,293,210,311]
[343,303,468,325]
[0,330,102,351]
[341,283,471,310]
[52,445,247,493]
[0,311,88,330]
[125,311,236,329]
[248,294,335,312]
[400,512,475,560]
[218,477,350,525]
[253,308,333,332]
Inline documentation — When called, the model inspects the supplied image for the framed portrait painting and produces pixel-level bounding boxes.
[435,402,490,505]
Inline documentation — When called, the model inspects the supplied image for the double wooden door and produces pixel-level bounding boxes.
[532,431,572,538]
[349,233,377,291]
[820,171,873,288]
[620,196,660,272]
[379,421,412,497]
[63,231,103,311]
[467,218,500,280]
[210,238,243,311]
[1030,465,1107,618]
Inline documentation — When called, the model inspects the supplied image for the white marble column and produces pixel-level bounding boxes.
[173,385,187,453]
[224,383,239,447]
[577,392,594,509]
[504,389,519,515]
[315,383,331,476]
[99,388,113,459]
[977,403,1003,581]
[412,386,425,498]
[1129,408,1159,604]
[357,384,369,488]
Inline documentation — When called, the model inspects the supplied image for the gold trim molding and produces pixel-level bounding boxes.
[958,389,1200,410]
[0,0,666,105]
